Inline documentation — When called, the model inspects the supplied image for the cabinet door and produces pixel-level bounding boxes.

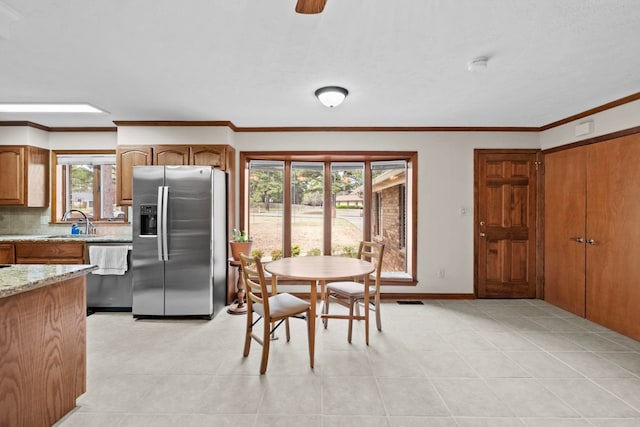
[154,145,189,165]
[586,134,640,340]
[544,147,587,316]
[190,145,226,170]
[117,146,152,205]
[0,244,15,263]
[0,146,25,205]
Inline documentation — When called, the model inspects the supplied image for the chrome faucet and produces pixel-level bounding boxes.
[62,209,93,234]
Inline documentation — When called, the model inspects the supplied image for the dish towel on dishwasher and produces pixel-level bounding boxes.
[89,246,129,275]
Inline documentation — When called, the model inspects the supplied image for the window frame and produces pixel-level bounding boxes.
[50,149,129,224]
[240,151,418,285]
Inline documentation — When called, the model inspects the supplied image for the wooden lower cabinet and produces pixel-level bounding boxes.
[0,276,86,427]
[544,133,640,340]
[15,242,86,264]
[0,244,15,264]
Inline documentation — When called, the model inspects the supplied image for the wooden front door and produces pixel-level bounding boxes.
[475,150,539,298]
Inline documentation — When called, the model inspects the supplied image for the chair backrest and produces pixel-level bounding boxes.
[358,241,385,289]
[239,253,271,316]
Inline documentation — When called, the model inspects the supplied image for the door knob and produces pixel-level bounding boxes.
[479,232,486,237]
[479,221,485,226]
[587,239,596,245]
[571,237,584,243]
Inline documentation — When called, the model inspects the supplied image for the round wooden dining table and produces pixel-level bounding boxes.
[264,255,375,368]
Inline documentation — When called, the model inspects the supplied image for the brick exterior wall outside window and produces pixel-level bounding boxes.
[376,185,405,272]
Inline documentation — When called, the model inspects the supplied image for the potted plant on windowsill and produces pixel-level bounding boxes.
[229,228,253,261]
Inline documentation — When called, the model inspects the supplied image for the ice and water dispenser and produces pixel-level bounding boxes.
[139,204,157,236]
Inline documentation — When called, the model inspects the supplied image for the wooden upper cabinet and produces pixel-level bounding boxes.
[116,144,230,205]
[154,145,189,165]
[117,145,152,205]
[190,145,226,170]
[0,145,49,207]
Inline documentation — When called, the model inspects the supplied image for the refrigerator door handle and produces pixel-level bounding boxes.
[157,186,164,261]
[162,185,169,261]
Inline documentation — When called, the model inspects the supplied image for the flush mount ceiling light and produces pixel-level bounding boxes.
[467,56,489,72]
[315,86,348,108]
[0,103,106,113]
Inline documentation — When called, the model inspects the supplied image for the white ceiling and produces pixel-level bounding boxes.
[1,0,639,129]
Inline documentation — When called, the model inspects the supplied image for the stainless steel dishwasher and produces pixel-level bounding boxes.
[86,242,133,311]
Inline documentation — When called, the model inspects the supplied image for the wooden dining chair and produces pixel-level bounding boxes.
[323,241,385,343]
[239,253,312,374]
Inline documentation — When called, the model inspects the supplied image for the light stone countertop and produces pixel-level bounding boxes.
[0,234,133,243]
[0,264,98,298]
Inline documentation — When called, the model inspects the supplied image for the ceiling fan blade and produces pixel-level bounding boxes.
[295,0,327,14]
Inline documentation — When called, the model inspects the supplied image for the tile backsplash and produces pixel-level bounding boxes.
[0,207,132,236]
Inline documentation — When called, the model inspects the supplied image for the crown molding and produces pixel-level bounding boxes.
[539,92,640,131]
[48,127,116,132]
[0,121,50,131]
[113,120,237,131]
[233,126,539,132]
[3,92,639,133]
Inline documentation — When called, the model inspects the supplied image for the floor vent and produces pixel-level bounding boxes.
[397,300,424,305]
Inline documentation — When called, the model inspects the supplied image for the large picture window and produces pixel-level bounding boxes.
[241,151,417,284]
[52,150,127,224]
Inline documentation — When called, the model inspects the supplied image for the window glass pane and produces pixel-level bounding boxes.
[100,165,125,220]
[55,153,125,222]
[331,162,364,257]
[69,164,94,220]
[291,162,324,256]
[372,160,408,273]
[249,160,284,260]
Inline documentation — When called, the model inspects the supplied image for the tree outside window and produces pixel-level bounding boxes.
[242,152,416,282]
[52,151,127,223]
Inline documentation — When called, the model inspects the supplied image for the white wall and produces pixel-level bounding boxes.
[540,99,640,150]
[49,131,117,150]
[117,126,233,146]
[233,131,540,295]
[0,126,37,146]
[0,127,118,149]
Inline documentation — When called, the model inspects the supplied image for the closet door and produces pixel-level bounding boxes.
[586,134,640,340]
[544,147,587,316]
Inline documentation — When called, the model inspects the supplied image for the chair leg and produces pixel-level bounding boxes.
[260,320,271,374]
[375,297,382,331]
[306,308,314,369]
[323,293,330,329]
[347,297,355,343]
[285,317,291,342]
[243,310,253,357]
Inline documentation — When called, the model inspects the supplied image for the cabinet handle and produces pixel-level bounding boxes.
[587,239,596,245]
[479,232,486,237]
[571,237,584,243]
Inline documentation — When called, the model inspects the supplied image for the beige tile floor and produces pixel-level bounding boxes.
[55,299,640,427]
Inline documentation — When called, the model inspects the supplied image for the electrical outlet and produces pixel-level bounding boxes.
[438,268,445,278]
[460,206,472,216]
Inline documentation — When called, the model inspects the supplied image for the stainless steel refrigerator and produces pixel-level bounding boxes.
[132,165,227,318]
